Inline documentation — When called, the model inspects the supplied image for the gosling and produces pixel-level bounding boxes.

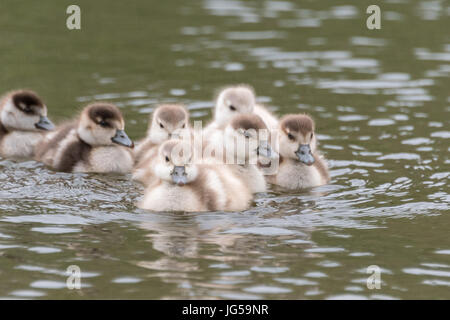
[266,114,330,189]
[35,102,134,173]
[133,104,191,185]
[0,90,54,159]
[138,140,252,212]
[204,113,277,193]
[205,85,278,135]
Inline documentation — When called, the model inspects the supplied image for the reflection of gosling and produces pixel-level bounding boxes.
[133,104,190,186]
[138,140,252,212]
[35,103,134,173]
[205,85,278,135]
[0,90,54,159]
[204,114,277,193]
[267,114,329,189]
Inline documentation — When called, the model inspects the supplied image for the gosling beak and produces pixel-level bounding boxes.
[171,166,187,186]
[111,129,134,148]
[35,116,54,131]
[295,144,315,165]
[257,141,278,159]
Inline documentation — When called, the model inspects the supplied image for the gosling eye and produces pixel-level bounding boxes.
[165,156,170,162]
[310,132,314,139]
[159,123,164,129]
[288,133,295,141]
[99,120,109,128]
[229,105,236,111]
[181,124,185,129]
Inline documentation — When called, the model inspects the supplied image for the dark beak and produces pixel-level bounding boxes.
[35,116,54,131]
[111,129,134,148]
[295,144,315,165]
[171,166,187,186]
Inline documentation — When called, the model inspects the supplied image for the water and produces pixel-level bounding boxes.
[0,0,449,299]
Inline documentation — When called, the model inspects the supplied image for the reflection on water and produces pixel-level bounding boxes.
[0,0,449,299]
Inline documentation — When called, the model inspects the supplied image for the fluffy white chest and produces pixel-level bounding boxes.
[233,164,267,193]
[275,160,323,189]
[75,146,133,173]
[140,183,203,212]
[0,131,43,158]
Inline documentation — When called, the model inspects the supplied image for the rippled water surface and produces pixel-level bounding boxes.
[0,0,449,299]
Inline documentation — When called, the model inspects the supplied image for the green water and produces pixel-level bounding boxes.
[0,0,449,299]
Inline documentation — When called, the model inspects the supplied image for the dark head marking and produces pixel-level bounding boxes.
[230,114,267,131]
[12,90,44,114]
[86,103,123,127]
[280,114,315,136]
[155,104,188,124]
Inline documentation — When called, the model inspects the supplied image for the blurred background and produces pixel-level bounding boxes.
[0,0,448,299]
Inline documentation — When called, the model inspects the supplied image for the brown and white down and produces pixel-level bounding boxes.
[0,90,54,159]
[132,104,191,186]
[205,85,279,135]
[203,113,277,194]
[266,114,330,189]
[138,140,252,212]
[35,102,134,173]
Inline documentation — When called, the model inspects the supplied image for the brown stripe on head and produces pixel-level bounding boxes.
[230,114,267,131]
[86,103,122,121]
[154,104,188,124]
[85,102,124,127]
[11,90,44,112]
[280,114,315,135]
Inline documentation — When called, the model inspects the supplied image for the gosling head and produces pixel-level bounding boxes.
[148,104,190,143]
[154,140,197,186]
[279,114,316,165]
[214,85,256,127]
[224,114,275,164]
[77,103,134,148]
[0,90,54,132]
